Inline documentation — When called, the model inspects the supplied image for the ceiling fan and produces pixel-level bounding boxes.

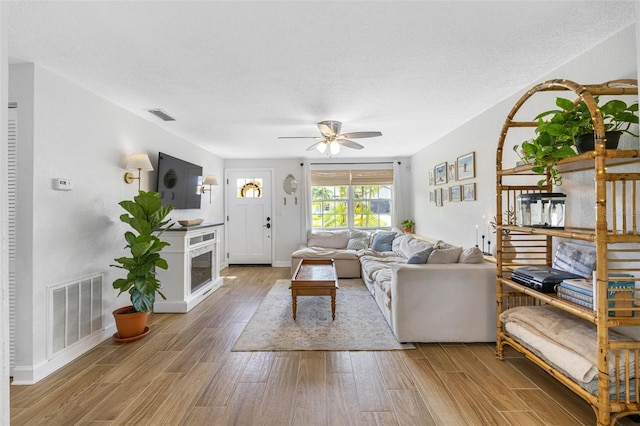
[278,120,382,155]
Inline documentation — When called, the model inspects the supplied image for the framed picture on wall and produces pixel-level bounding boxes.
[435,188,443,206]
[463,183,476,201]
[429,190,434,202]
[450,185,461,202]
[457,152,476,180]
[448,163,456,182]
[428,169,434,186]
[434,162,447,185]
[443,187,450,202]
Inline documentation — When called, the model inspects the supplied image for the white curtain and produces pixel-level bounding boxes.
[301,161,312,240]
[392,160,405,227]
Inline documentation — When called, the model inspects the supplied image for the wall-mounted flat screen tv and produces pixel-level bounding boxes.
[156,152,203,210]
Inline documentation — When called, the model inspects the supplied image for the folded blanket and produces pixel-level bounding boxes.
[505,322,597,382]
[501,305,636,382]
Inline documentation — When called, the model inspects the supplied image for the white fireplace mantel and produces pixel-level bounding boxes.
[154,223,224,313]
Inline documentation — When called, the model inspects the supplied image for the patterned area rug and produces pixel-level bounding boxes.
[232,279,414,351]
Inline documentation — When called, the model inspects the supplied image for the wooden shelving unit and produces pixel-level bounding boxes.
[495,79,640,425]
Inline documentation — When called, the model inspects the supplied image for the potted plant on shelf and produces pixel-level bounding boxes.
[514,124,576,187]
[111,190,174,341]
[514,96,639,187]
[535,96,638,153]
[401,219,415,233]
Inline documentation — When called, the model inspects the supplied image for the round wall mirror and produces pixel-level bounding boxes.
[283,174,298,194]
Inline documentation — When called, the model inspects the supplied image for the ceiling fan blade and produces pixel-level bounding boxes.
[338,131,382,139]
[306,141,326,151]
[318,123,336,138]
[337,139,364,150]
[278,136,320,139]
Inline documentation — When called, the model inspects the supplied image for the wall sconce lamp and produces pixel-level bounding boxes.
[124,153,154,190]
[201,174,218,203]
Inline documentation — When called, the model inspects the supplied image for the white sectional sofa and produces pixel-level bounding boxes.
[291,230,497,343]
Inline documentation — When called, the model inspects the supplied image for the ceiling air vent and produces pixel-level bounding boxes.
[146,109,176,122]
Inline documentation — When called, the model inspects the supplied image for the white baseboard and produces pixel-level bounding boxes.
[11,327,114,385]
[272,260,292,268]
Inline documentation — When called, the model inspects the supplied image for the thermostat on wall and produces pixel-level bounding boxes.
[53,178,73,191]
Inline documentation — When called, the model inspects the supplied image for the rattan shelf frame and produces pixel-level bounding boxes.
[495,79,640,425]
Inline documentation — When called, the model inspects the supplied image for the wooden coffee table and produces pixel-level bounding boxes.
[290,259,339,320]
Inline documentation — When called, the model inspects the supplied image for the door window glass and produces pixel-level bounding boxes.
[237,178,263,198]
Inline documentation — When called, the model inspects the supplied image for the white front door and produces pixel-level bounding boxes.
[225,169,273,264]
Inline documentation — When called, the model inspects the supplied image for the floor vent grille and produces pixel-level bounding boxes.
[48,273,103,358]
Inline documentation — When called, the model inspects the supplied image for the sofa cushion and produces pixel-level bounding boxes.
[392,233,410,253]
[307,230,349,249]
[346,229,371,250]
[398,235,434,258]
[407,248,434,264]
[371,232,396,252]
[428,246,463,264]
[292,246,359,260]
[459,247,484,263]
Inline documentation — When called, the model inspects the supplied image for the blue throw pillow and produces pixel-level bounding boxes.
[371,232,396,252]
[407,248,434,264]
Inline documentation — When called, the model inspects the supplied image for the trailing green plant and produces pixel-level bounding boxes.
[514,128,576,187]
[490,209,516,235]
[514,96,638,187]
[111,190,174,312]
[535,96,639,142]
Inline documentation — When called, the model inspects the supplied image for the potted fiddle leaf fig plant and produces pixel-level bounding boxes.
[111,190,174,341]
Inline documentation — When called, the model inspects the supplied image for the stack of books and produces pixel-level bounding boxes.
[556,278,593,309]
[556,274,635,316]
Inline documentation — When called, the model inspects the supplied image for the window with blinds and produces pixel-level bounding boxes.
[310,168,393,229]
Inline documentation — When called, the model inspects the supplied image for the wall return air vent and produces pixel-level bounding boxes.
[146,109,176,122]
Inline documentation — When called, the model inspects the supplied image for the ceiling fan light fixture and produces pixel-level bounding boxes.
[329,141,341,155]
[316,142,327,154]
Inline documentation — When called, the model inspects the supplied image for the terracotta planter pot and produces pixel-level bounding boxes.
[113,306,150,339]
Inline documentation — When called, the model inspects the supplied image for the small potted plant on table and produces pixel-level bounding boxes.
[111,190,174,342]
[401,219,415,233]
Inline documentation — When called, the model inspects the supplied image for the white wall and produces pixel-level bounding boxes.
[224,157,413,266]
[410,24,638,249]
[9,63,225,384]
[0,2,10,422]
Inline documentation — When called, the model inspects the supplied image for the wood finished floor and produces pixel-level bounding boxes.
[9,266,637,425]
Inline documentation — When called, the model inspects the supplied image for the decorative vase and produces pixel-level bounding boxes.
[575,131,621,153]
[401,225,414,233]
[113,306,150,341]
[493,235,516,263]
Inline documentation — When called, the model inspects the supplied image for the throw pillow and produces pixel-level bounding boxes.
[371,232,396,252]
[307,230,349,249]
[399,235,434,258]
[459,247,484,263]
[347,238,369,250]
[427,246,463,264]
[346,229,370,250]
[407,248,434,264]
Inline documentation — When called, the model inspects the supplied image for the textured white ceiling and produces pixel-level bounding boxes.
[7,1,637,159]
